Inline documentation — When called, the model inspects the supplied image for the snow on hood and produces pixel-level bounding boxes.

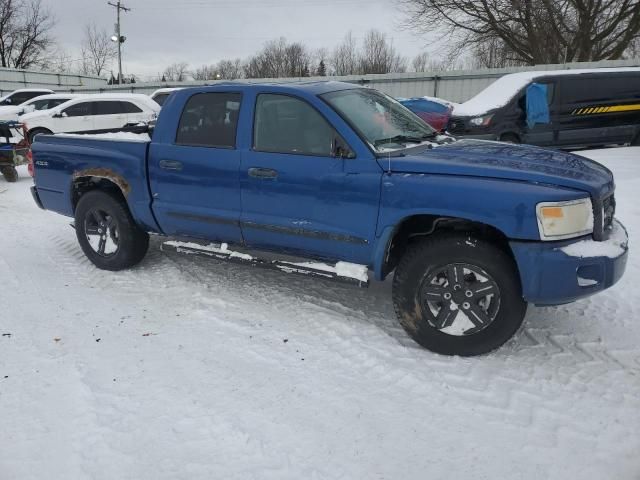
[380,139,614,198]
[453,67,640,117]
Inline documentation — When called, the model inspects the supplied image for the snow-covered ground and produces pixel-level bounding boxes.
[1,149,639,480]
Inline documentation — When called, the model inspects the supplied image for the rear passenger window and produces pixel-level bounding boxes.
[63,102,93,117]
[253,94,336,156]
[120,101,142,113]
[94,101,126,115]
[176,92,241,148]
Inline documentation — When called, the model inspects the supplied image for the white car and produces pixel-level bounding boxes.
[21,94,160,142]
[0,94,80,122]
[0,88,54,107]
[150,87,183,106]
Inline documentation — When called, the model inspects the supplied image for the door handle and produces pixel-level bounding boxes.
[248,167,278,179]
[159,159,183,171]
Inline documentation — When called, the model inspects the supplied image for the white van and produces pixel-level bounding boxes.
[21,93,160,142]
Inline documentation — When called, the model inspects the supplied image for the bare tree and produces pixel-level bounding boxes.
[193,59,244,80]
[244,38,311,78]
[399,0,640,65]
[0,0,55,69]
[80,23,116,76]
[358,29,407,74]
[163,62,190,81]
[331,32,359,75]
[216,58,243,79]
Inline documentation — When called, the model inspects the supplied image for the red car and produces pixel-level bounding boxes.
[398,96,454,132]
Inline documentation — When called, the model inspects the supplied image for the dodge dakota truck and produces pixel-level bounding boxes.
[30,82,629,356]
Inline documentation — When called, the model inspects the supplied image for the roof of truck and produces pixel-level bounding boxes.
[181,80,360,96]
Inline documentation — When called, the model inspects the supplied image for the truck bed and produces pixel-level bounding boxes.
[31,133,161,232]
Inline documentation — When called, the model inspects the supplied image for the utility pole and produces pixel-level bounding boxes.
[108,1,130,84]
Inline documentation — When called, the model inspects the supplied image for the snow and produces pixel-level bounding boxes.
[2,147,640,479]
[282,260,369,282]
[55,132,152,142]
[453,67,640,117]
[560,219,628,258]
[165,240,254,261]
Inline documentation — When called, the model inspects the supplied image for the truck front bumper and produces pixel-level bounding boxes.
[510,220,628,306]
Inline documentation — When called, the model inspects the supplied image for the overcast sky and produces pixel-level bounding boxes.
[46,0,435,80]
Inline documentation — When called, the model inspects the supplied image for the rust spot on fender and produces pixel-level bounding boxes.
[73,168,131,197]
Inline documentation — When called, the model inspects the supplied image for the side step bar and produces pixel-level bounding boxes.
[161,241,369,287]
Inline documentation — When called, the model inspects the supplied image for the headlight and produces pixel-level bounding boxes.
[536,198,594,241]
[469,114,493,126]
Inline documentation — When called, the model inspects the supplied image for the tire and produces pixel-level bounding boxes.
[499,133,520,144]
[74,190,149,271]
[1,166,18,182]
[392,233,527,356]
[28,128,52,144]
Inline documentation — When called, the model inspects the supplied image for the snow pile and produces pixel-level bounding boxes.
[55,131,151,142]
[282,260,369,282]
[560,220,628,258]
[453,67,640,117]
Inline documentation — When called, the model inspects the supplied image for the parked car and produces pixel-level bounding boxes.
[150,88,183,106]
[448,67,640,148]
[21,94,160,142]
[398,96,454,131]
[0,88,54,107]
[30,82,628,356]
[0,94,80,123]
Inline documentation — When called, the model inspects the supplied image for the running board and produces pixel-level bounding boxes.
[161,240,369,287]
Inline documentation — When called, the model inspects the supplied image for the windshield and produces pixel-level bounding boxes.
[322,88,436,153]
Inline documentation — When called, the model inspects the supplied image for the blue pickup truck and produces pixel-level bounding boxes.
[30,81,628,356]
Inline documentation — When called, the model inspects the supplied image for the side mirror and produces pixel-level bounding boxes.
[331,137,355,159]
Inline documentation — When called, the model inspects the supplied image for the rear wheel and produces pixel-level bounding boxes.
[74,190,149,271]
[392,233,527,356]
[1,166,18,182]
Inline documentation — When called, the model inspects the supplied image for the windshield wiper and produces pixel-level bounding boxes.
[373,133,435,147]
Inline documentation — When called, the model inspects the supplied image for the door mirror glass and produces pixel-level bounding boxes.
[331,137,355,159]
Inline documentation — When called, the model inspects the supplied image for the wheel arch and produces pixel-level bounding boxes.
[71,171,131,213]
[375,214,515,281]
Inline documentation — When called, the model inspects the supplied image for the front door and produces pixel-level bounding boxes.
[240,93,381,264]
[148,91,244,243]
[60,101,95,133]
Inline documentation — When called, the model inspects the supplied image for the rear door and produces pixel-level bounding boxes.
[239,92,380,264]
[148,91,244,243]
[92,101,129,132]
[555,75,639,146]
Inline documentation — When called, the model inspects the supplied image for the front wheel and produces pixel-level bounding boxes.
[74,190,149,271]
[392,233,527,356]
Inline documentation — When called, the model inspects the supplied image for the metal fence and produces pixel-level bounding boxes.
[54,58,640,103]
[0,67,106,96]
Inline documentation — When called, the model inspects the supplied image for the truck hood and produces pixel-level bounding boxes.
[377,139,614,198]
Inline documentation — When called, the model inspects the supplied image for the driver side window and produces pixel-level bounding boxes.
[253,94,343,157]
